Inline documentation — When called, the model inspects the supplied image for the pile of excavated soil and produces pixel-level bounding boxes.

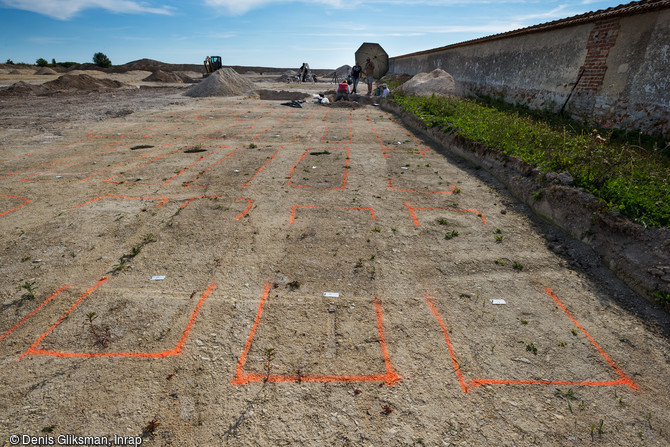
[258,89,310,101]
[184,67,256,97]
[42,74,124,91]
[35,67,58,75]
[327,64,351,79]
[0,81,47,96]
[396,68,456,96]
[143,70,195,83]
[380,73,412,87]
[329,99,363,108]
[1,74,125,96]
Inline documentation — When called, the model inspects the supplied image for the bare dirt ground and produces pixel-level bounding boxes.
[1,73,669,447]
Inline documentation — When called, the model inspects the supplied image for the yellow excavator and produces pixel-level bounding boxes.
[203,56,222,77]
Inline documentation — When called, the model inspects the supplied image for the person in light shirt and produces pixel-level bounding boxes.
[380,83,390,98]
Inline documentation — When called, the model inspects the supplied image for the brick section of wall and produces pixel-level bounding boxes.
[576,18,621,93]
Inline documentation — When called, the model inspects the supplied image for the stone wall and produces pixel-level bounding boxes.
[388,4,670,136]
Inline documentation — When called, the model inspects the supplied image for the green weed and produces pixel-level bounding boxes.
[393,94,670,227]
[19,281,37,300]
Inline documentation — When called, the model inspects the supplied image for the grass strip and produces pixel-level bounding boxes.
[393,94,670,228]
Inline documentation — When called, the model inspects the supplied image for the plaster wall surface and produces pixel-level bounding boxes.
[389,6,669,135]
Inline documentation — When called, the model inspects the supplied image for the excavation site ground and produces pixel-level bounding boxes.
[1,77,669,446]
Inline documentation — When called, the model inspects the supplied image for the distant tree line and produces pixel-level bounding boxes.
[3,52,112,68]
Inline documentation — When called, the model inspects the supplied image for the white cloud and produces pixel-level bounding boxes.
[202,0,543,17]
[0,0,175,20]
[203,0,344,15]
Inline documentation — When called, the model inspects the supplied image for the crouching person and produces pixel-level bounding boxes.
[335,79,351,101]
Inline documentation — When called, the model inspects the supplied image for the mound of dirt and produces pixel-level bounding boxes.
[111,58,202,73]
[0,81,47,96]
[35,67,58,75]
[42,74,124,91]
[327,65,351,79]
[258,90,310,101]
[66,63,109,72]
[396,69,456,97]
[329,99,363,109]
[143,70,195,83]
[184,67,256,97]
[380,73,412,86]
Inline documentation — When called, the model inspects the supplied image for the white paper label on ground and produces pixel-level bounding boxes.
[150,275,166,281]
[490,299,506,305]
[323,292,339,298]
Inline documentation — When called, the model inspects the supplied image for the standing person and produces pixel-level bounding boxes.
[350,61,362,94]
[364,57,375,96]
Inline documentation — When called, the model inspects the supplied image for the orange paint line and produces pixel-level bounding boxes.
[72,194,168,209]
[19,281,216,359]
[290,204,376,224]
[234,108,272,121]
[424,295,469,393]
[180,196,253,219]
[403,202,486,225]
[404,202,421,226]
[231,283,272,385]
[545,288,638,390]
[172,282,216,355]
[232,287,400,386]
[19,144,167,183]
[86,123,148,138]
[0,194,31,216]
[371,128,430,157]
[19,277,108,360]
[182,146,239,188]
[0,141,121,180]
[426,286,637,393]
[184,145,281,188]
[254,127,298,143]
[287,147,350,190]
[320,126,352,143]
[236,373,395,385]
[104,145,225,185]
[279,110,313,123]
[194,111,227,120]
[322,110,351,124]
[241,145,282,187]
[196,125,254,140]
[388,179,457,194]
[470,378,630,388]
[0,285,71,343]
[374,298,402,385]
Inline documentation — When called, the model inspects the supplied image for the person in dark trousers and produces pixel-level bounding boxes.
[364,57,375,96]
[350,61,362,94]
[335,79,351,101]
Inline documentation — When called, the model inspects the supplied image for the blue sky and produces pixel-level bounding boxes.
[1,0,627,69]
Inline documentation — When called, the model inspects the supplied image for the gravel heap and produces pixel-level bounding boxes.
[184,67,256,97]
